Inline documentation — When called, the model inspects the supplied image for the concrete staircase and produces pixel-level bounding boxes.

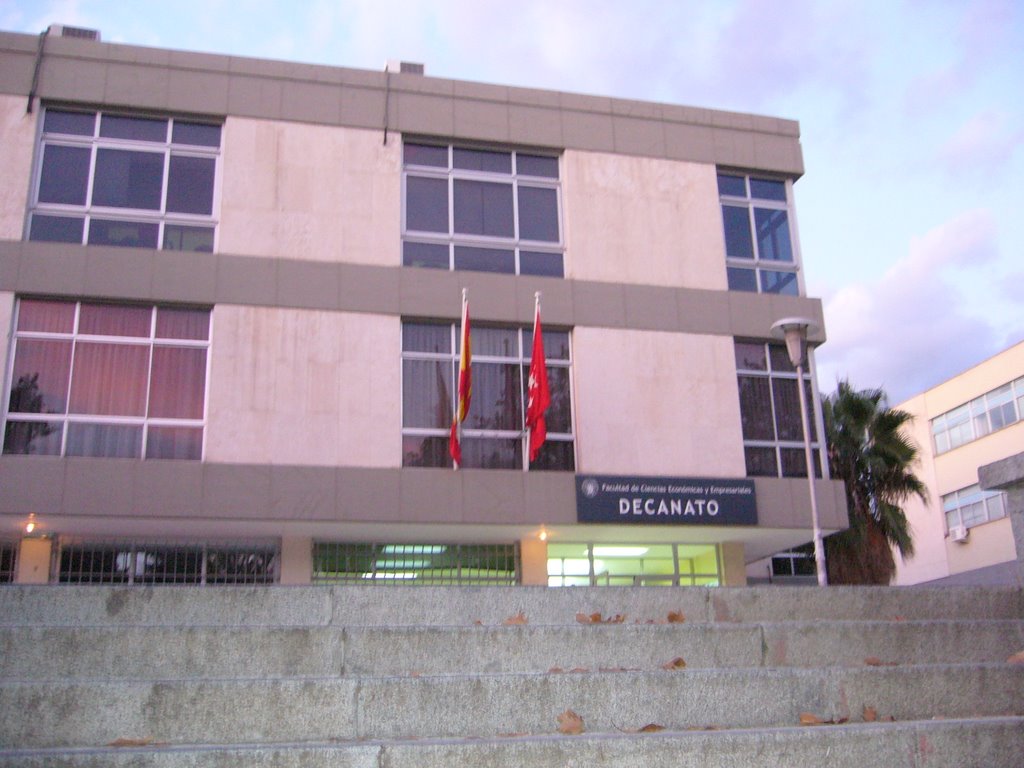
[1,584,1023,766]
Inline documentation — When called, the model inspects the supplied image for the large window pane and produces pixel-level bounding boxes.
[749,178,787,201]
[3,420,63,455]
[722,205,753,258]
[406,176,448,232]
[146,426,202,460]
[738,376,774,440]
[402,435,450,468]
[172,122,221,147]
[772,378,803,441]
[66,423,142,458]
[518,186,559,242]
[402,359,453,428]
[519,250,564,277]
[92,149,164,210]
[38,145,90,205]
[80,304,151,337]
[529,439,574,470]
[17,299,75,333]
[150,347,206,419]
[404,143,448,167]
[9,340,72,413]
[744,446,777,476]
[727,267,758,292]
[454,148,511,173]
[453,180,513,237]
[403,323,451,354]
[453,245,515,274]
[760,269,799,295]
[44,110,95,136]
[517,154,559,178]
[69,342,149,416]
[163,225,214,252]
[717,173,746,196]
[100,114,167,142]
[755,208,793,262]
[735,342,766,372]
[467,363,521,430]
[544,367,572,433]
[403,241,449,269]
[156,308,210,340]
[462,437,520,469]
[167,156,215,214]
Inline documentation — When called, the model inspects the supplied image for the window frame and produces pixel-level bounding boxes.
[400,320,575,470]
[3,298,211,460]
[402,142,565,277]
[943,484,1007,532]
[734,339,824,478]
[931,376,1024,455]
[718,171,802,295]
[27,106,222,253]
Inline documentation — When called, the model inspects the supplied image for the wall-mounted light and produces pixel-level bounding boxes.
[538,528,548,542]
[24,514,36,535]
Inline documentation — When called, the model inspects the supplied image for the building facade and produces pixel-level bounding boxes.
[0,27,846,587]
[893,342,1024,586]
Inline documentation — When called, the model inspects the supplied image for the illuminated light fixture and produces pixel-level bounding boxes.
[381,545,446,555]
[538,528,548,542]
[592,546,649,557]
[362,572,418,580]
[24,514,36,535]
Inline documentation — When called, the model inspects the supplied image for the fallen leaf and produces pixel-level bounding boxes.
[637,723,666,732]
[549,666,564,674]
[107,737,167,748]
[472,619,483,626]
[498,732,529,738]
[864,657,898,667]
[799,713,825,726]
[1007,650,1024,664]
[568,667,589,673]
[557,709,585,735]
[661,656,687,670]
[607,613,626,624]
[863,706,878,722]
[502,611,528,626]
[667,611,686,624]
[576,612,626,624]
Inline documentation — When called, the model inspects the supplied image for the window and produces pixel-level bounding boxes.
[931,376,1024,454]
[56,539,278,584]
[735,340,822,478]
[0,541,16,583]
[28,108,220,252]
[401,321,574,470]
[3,298,210,460]
[718,172,799,294]
[312,542,519,585]
[546,543,720,587]
[403,143,563,277]
[943,485,1006,532]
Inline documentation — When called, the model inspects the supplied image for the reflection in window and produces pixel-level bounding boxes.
[403,143,563,276]
[401,321,573,470]
[28,108,220,253]
[3,298,209,460]
[718,172,799,295]
[735,340,822,479]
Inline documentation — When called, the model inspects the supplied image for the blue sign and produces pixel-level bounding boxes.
[576,475,757,525]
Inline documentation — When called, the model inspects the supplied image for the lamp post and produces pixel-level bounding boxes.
[770,317,827,586]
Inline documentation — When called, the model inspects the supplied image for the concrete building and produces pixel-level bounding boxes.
[0,25,846,588]
[894,341,1024,586]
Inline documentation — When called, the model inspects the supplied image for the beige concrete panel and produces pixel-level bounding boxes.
[400,469,464,523]
[277,260,342,309]
[676,288,731,335]
[393,92,454,137]
[623,284,679,330]
[84,246,154,300]
[0,96,35,240]
[572,328,745,476]
[713,127,757,169]
[562,151,725,290]
[522,472,577,525]
[612,115,666,157]
[0,456,65,516]
[507,105,563,148]
[340,85,386,129]
[570,281,626,328]
[206,306,401,467]
[15,538,52,584]
[0,247,19,289]
[271,465,337,520]
[663,122,716,164]
[215,253,278,306]
[219,119,401,266]
[559,110,614,152]
[720,542,747,586]
[453,99,510,143]
[755,132,805,177]
[103,61,168,109]
[62,459,136,517]
[167,69,230,115]
[515,278,574,327]
[15,245,88,295]
[134,461,203,518]
[40,58,108,104]
[335,467,401,522]
[202,463,272,518]
[727,292,776,340]
[151,249,218,304]
[280,80,342,125]
[946,516,1017,576]
[280,536,313,585]
[461,471,527,524]
[227,75,284,119]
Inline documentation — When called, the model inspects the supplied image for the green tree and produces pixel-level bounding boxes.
[823,380,928,585]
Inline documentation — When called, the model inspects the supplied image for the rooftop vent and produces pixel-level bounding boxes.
[385,60,424,75]
[47,24,101,41]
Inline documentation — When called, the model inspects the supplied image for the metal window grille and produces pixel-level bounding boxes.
[312,542,520,586]
[0,541,17,582]
[54,538,280,585]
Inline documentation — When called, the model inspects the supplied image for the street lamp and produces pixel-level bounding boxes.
[770,317,827,586]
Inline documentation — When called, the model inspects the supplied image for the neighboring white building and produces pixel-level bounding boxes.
[894,341,1024,586]
[0,26,846,588]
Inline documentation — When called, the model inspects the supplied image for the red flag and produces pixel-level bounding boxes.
[449,291,471,468]
[525,297,550,464]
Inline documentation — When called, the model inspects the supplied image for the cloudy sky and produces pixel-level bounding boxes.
[3,0,1022,404]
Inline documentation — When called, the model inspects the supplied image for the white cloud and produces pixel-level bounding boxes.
[814,209,1008,403]
[939,111,1024,176]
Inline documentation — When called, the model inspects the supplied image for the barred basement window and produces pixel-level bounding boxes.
[3,298,209,459]
[401,321,574,470]
[55,539,279,585]
[0,541,16,582]
[735,340,823,478]
[403,143,563,277]
[27,108,220,252]
[312,542,520,585]
[718,172,800,295]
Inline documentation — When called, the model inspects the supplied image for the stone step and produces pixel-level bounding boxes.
[4,620,1023,680]
[0,717,1022,768]
[3,585,1022,627]
[2,664,1021,748]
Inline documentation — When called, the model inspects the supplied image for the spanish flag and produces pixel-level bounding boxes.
[449,289,471,468]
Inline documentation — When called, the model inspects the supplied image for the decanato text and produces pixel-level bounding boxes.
[619,496,719,517]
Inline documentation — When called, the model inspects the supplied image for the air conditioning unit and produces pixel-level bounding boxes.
[949,525,969,543]
[47,24,101,41]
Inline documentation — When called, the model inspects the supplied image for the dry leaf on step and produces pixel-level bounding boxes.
[661,656,687,670]
[667,611,686,623]
[1006,650,1024,664]
[863,706,878,722]
[557,709,585,735]
[502,611,528,625]
[108,737,166,747]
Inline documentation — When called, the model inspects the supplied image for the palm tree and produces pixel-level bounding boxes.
[823,380,928,585]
